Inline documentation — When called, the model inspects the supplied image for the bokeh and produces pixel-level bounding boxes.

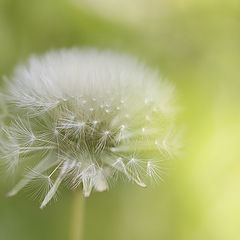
[0,0,240,239]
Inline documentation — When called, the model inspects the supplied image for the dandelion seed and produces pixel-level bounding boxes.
[146,161,165,183]
[25,168,55,201]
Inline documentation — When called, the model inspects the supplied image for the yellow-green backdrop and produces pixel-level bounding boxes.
[0,0,239,239]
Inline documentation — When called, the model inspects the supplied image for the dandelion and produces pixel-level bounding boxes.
[0,48,180,239]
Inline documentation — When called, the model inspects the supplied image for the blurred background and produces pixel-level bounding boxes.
[0,0,240,239]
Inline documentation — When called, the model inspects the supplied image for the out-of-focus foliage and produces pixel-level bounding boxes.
[0,0,240,240]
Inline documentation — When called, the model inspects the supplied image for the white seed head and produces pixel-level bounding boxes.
[0,48,180,208]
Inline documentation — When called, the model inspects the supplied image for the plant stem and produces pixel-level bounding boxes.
[70,190,85,240]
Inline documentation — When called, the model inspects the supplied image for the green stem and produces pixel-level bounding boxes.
[70,190,85,240]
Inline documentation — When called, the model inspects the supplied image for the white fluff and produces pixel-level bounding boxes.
[0,48,180,209]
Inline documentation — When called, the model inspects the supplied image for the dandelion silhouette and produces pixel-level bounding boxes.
[0,48,180,209]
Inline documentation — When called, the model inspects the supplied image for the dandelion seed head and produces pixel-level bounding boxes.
[0,48,180,208]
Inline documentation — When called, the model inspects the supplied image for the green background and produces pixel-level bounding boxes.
[0,0,240,239]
